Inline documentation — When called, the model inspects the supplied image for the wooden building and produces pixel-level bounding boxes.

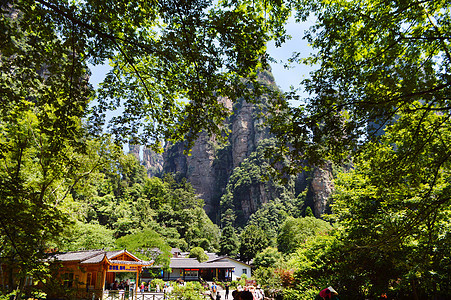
[45,249,152,299]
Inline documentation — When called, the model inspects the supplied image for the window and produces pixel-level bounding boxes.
[183,270,199,277]
[242,269,247,275]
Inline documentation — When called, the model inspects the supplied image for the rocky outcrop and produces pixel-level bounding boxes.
[139,70,335,222]
[129,145,164,177]
[142,147,164,177]
[184,133,217,213]
[231,99,257,169]
[311,163,335,217]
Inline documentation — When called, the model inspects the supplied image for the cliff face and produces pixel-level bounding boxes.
[134,71,334,222]
[311,164,335,217]
[162,95,272,219]
[129,145,164,177]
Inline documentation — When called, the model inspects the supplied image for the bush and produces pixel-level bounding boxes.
[169,281,207,300]
[149,278,165,291]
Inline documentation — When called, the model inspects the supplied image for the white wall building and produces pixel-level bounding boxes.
[206,256,252,280]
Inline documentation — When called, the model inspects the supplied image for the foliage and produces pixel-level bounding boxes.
[169,281,207,300]
[247,200,297,245]
[286,233,341,299]
[257,1,451,298]
[253,267,282,296]
[115,228,172,269]
[74,153,220,251]
[148,278,165,290]
[328,108,451,299]
[58,221,115,251]
[283,107,451,299]
[219,225,239,257]
[253,247,283,269]
[239,225,270,263]
[277,216,331,254]
[269,0,451,166]
[220,139,297,227]
[2,0,288,149]
[0,3,123,296]
[188,246,208,262]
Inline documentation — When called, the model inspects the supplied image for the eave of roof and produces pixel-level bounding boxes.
[167,258,235,269]
[206,256,251,267]
[46,249,153,266]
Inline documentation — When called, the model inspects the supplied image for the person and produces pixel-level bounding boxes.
[212,282,217,294]
[232,290,240,300]
[216,291,222,300]
[240,291,254,300]
[316,286,339,300]
[225,283,230,299]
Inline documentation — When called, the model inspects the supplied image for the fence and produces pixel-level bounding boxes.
[103,291,167,300]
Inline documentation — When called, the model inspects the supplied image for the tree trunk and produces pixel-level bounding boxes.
[14,276,26,300]
[411,279,419,300]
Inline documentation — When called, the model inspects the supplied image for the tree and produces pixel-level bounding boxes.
[3,0,288,149]
[219,225,239,257]
[220,139,296,227]
[143,177,168,210]
[264,1,451,298]
[330,109,451,298]
[277,216,331,254]
[58,221,116,251]
[269,0,451,166]
[239,225,270,263]
[0,4,122,296]
[253,247,283,269]
[283,109,451,299]
[189,246,208,262]
[115,228,172,269]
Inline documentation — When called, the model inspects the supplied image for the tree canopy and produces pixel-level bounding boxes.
[270,0,451,166]
[2,0,289,149]
[268,1,451,298]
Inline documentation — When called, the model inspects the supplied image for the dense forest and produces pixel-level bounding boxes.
[1,0,451,300]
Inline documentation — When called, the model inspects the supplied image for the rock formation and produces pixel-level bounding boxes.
[133,70,335,223]
[129,144,164,177]
[311,163,335,217]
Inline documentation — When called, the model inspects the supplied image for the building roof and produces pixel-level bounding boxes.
[47,249,152,266]
[48,249,105,262]
[206,256,251,267]
[167,258,235,269]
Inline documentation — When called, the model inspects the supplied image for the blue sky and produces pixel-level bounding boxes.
[266,17,316,98]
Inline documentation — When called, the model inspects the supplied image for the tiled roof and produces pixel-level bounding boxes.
[47,249,152,266]
[48,250,105,262]
[206,256,251,267]
[168,258,235,269]
[206,253,219,260]
[106,250,126,259]
[80,253,107,264]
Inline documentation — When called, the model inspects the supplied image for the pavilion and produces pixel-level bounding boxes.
[45,249,152,299]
